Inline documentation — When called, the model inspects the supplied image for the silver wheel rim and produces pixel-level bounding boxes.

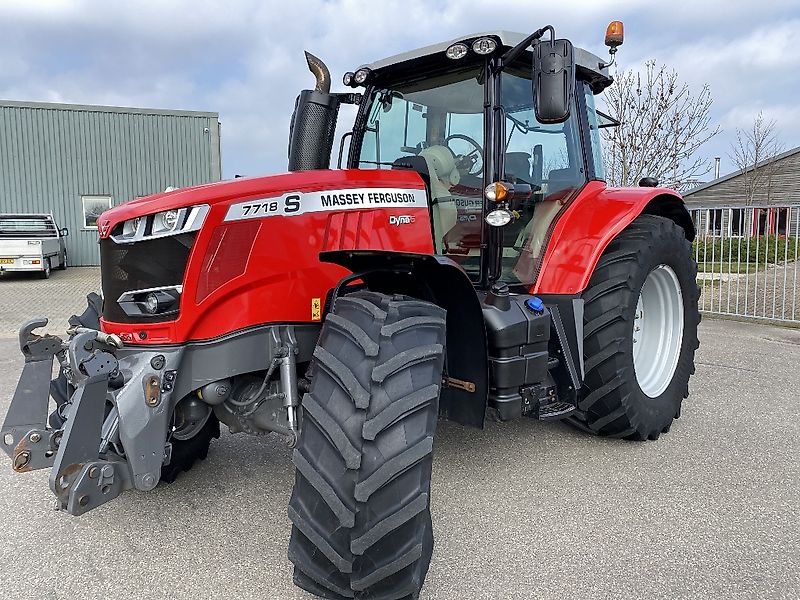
[632,264,684,398]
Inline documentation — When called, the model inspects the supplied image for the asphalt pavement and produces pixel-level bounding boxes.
[0,269,798,599]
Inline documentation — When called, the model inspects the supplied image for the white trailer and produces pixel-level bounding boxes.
[0,214,68,278]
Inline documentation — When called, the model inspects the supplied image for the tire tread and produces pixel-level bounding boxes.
[289,291,445,599]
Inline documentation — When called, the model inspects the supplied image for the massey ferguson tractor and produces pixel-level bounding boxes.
[2,23,699,599]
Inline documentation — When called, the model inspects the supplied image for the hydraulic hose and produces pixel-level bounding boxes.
[227,358,280,407]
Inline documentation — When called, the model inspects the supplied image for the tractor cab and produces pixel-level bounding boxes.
[336,30,615,287]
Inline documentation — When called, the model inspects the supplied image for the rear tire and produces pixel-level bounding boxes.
[569,215,700,440]
[288,291,446,599]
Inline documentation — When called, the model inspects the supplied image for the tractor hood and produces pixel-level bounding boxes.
[96,169,427,239]
[96,167,434,344]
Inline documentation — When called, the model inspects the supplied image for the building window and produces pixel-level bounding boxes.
[730,208,744,236]
[706,209,724,235]
[81,196,112,229]
[756,209,768,236]
[777,208,789,236]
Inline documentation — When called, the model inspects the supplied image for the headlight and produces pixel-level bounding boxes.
[117,286,182,317]
[144,292,160,314]
[110,204,209,244]
[121,217,140,237]
[446,43,468,60]
[485,208,513,227]
[472,37,497,55]
[152,209,180,233]
[354,68,371,85]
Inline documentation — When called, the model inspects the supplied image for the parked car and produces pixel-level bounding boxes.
[0,213,68,278]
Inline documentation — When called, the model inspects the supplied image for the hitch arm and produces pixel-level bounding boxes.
[48,331,132,515]
[1,318,64,471]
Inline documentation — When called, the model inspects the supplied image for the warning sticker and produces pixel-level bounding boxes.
[311,298,322,321]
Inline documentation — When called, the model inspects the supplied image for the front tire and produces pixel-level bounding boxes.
[288,291,446,599]
[570,215,700,440]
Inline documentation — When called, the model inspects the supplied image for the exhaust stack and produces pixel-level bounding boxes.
[305,51,331,94]
[287,52,340,171]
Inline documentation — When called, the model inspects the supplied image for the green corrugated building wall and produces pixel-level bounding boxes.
[0,100,221,265]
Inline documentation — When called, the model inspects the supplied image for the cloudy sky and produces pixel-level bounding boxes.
[1,0,798,181]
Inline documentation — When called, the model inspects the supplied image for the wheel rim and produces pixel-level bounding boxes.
[632,264,684,398]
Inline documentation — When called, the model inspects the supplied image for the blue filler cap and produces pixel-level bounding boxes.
[525,297,545,314]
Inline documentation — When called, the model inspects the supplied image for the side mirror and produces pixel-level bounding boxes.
[639,177,659,187]
[532,38,575,124]
[59,227,69,237]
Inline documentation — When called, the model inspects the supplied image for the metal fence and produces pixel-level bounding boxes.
[689,204,800,325]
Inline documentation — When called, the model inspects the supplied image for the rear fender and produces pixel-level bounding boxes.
[533,182,694,295]
[321,250,488,429]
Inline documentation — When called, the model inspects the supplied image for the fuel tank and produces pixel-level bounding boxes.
[95,169,434,344]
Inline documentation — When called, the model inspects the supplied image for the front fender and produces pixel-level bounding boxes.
[320,250,489,429]
[533,181,692,295]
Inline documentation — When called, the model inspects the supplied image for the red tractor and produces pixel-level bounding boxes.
[2,24,699,600]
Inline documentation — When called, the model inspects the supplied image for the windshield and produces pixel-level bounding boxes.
[355,65,587,286]
[499,69,585,285]
[357,67,486,277]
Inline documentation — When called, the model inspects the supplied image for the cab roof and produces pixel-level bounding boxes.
[361,30,612,92]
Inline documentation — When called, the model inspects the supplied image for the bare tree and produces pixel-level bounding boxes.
[601,61,720,190]
[728,112,785,205]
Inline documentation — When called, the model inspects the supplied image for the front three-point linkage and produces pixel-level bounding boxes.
[1,319,132,515]
[1,318,65,472]
[47,329,134,515]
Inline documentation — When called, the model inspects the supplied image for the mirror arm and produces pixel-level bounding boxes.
[331,92,362,105]
[498,25,554,71]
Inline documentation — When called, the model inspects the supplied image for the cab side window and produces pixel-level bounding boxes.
[582,84,605,181]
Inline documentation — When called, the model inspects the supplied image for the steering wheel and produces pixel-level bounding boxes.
[445,134,484,176]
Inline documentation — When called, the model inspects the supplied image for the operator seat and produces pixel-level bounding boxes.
[392,146,461,253]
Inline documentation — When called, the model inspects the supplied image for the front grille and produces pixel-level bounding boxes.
[100,233,196,323]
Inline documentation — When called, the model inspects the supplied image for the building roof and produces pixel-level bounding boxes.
[684,145,800,196]
[0,99,218,119]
